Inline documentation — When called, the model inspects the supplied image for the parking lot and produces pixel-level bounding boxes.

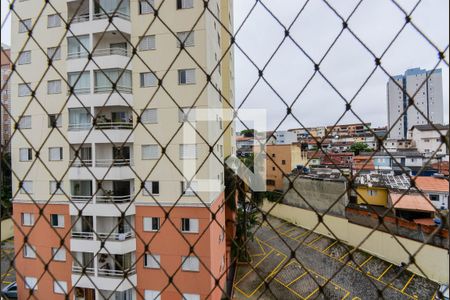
[1,239,15,290]
[234,216,440,299]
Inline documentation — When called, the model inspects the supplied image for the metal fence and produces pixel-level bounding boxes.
[0,0,449,299]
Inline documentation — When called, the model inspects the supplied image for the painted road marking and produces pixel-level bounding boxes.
[378,264,393,280]
[401,274,415,293]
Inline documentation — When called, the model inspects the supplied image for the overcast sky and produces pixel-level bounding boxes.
[2,0,448,131]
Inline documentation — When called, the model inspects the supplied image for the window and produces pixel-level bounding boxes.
[177,31,195,47]
[19,19,31,33]
[49,147,63,161]
[48,80,62,94]
[144,253,161,269]
[145,290,161,300]
[180,144,197,159]
[18,51,31,65]
[47,47,61,60]
[140,0,155,14]
[19,148,32,161]
[282,160,286,165]
[141,109,158,124]
[140,72,157,87]
[23,244,36,259]
[48,114,62,128]
[430,194,440,202]
[19,115,32,129]
[52,247,66,261]
[177,0,193,9]
[68,71,90,93]
[21,181,33,194]
[139,35,156,51]
[183,294,200,300]
[18,83,32,96]
[181,181,198,196]
[142,145,160,160]
[25,277,38,290]
[143,181,160,196]
[21,213,34,226]
[143,217,160,231]
[53,281,67,294]
[181,218,199,233]
[178,69,196,85]
[67,35,90,59]
[50,181,63,195]
[47,14,61,28]
[368,190,378,197]
[50,214,64,228]
[181,256,200,272]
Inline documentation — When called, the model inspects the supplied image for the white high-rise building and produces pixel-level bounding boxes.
[387,68,444,139]
[10,0,235,299]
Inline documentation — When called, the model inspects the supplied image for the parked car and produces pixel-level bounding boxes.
[1,282,17,299]
[436,284,449,300]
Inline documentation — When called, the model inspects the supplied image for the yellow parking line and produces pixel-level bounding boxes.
[431,290,437,300]
[322,241,338,253]
[274,278,305,299]
[307,236,322,246]
[234,249,274,286]
[401,274,415,293]
[305,287,320,300]
[282,228,297,235]
[2,281,12,284]
[378,264,393,280]
[293,231,309,241]
[339,248,354,261]
[341,291,351,300]
[287,271,308,286]
[358,256,373,269]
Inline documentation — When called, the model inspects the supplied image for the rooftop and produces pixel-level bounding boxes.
[415,176,449,193]
[390,193,435,212]
[411,124,449,132]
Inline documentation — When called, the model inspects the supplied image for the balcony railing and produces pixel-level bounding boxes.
[69,123,92,131]
[67,51,89,60]
[71,195,133,204]
[72,231,94,239]
[93,48,129,57]
[96,195,132,204]
[71,159,132,167]
[97,268,136,277]
[67,87,91,94]
[70,14,90,24]
[72,265,95,275]
[93,11,130,21]
[97,231,134,241]
[95,121,133,130]
[71,159,93,167]
[95,158,132,167]
[71,195,93,202]
[94,85,132,94]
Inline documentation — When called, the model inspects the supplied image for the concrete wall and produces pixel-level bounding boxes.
[283,177,349,217]
[262,200,449,284]
[0,218,14,241]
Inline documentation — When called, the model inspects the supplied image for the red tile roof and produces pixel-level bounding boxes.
[415,176,449,193]
[390,193,435,212]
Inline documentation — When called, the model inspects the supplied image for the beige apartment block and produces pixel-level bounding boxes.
[11,0,235,299]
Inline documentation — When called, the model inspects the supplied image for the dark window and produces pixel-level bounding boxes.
[181,218,190,232]
[152,217,160,231]
[152,181,160,195]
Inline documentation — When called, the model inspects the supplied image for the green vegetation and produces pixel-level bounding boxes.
[350,142,373,155]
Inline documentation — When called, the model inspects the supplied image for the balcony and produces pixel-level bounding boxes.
[68,108,134,144]
[69,180,135,216]
[68,0,131,36]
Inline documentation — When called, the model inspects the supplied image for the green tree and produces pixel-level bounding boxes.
[240,129,255,137]
[350,142,372,155]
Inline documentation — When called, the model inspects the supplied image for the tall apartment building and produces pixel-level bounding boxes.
[1,43,11,149]
[11,0,235,299]
[387,68,444,139]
